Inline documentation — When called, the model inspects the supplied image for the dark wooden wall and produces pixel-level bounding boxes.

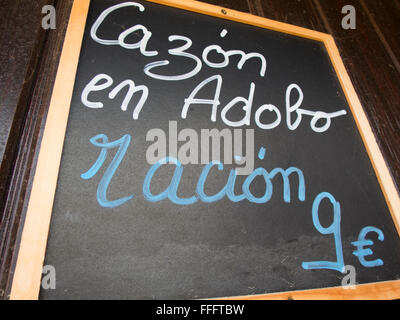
[0,0,399,299]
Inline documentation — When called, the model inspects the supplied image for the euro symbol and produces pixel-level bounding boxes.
[352,226,384,267]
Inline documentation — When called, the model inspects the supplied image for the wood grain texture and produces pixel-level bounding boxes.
[0,0,399,299]
[0,0,50,225]
[9,0,89,300]
[218,280,400,300]
[0,0,52,298]
[200,0,250,13]
[258,0,400,191]
[0,0,73,299]
[261,0,327,32]
[0,0,48,164]
[316,0,400,193]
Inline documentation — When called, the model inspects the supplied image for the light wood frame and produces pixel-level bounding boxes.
[9,0,400,300]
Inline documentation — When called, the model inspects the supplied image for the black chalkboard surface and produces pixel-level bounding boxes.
[11,0,400,299]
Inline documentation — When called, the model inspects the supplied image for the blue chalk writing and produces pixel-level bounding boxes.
[142,152,305,205]
[143,156,197,205]
[226,168,246,202]
[258,147,266,160]
[352,226,384,267]
[302,192,345,273]
[197,161,228,203]
[269,168,305,203]
[81,134,133,208]
[82,134,306,209]
[242,167,273,203]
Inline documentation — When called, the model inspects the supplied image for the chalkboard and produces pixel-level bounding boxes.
[11,0,400,299]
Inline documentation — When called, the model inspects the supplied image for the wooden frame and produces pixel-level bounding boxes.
[9,0,400,300]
